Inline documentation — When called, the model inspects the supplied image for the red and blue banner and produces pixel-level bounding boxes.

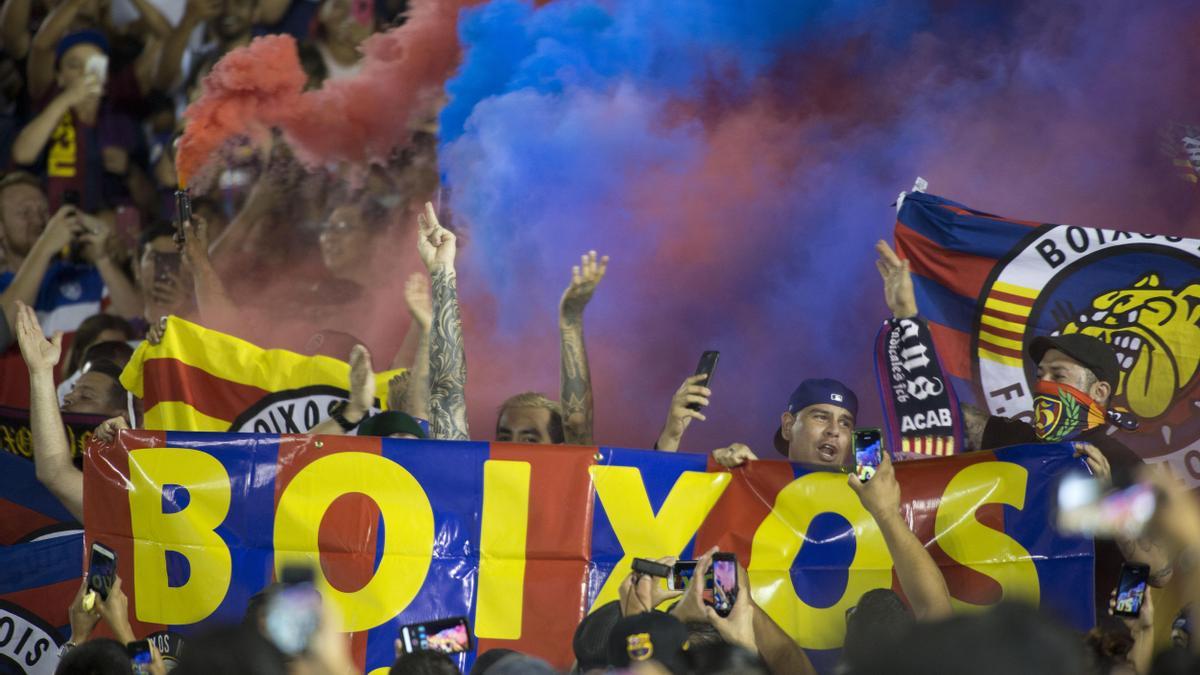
[894,191,1200,482]
[86,430,1093,673]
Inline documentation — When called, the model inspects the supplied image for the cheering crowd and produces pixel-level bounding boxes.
[2,0,1200,673]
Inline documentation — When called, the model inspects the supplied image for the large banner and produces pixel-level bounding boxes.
[894,191,1200,483]
[86,431,1093,673]
[120,317,401,433]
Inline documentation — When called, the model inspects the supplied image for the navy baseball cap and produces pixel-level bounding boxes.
[55,30,109,63]
[773,378,858,454]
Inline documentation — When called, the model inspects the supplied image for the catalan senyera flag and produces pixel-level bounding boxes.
[894,190,1200,481]
[120,316,401,432]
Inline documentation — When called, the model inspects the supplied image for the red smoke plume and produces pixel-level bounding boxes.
[176,0,481,186]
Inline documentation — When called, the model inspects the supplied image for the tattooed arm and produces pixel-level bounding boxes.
[559,251,608,445]
[417,203,469,440]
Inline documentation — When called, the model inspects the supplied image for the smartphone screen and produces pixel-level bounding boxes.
[399,617,471,654]
[668,560,703,592]
[127,640,152,673]
[687,351,719,411]
[854,428,884,482]
[1113,563,1150,618]
[264,567,321,656]
[87,543,117,600]
[711,553,738,618]
[1057,475,1157,538]
[85,54,108,84]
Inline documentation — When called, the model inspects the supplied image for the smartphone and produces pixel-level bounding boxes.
[87,542,117,601]
[631,558,671,578]
[1113,563,1150,618]
[84,54,108,85]
[152,250,182,286]
[127,640,153,673]
[173,189,191,247]
[398,617,471,654]
[687,351,719,411]
[264,565,321,656]
[854,428,884,482]
[667,560,703,592]
[666,554,738,617]
[710,552,738,618]
[1057,474,1157,538]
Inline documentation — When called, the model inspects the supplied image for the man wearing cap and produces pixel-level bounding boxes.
[875,240,1141,472]
[13,30,139,213]
[712,377,859,468]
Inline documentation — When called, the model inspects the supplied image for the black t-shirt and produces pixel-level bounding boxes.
[980,414,1143,618]
[981,416,1142,471]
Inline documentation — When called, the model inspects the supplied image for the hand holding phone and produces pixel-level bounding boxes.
[667,552,738,618]
[1057,474,1158,539]
[127,640,153,674]
[398,617,471,654]
[853,428,885,482]
[265,565,321,656]
[1112,563,1150,618]
[86,543,117,603]
[632,558,672,578]
[687,351,719,412]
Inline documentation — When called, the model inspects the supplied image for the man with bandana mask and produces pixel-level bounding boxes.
[875,241,1141,471]
[877,241,1143,616]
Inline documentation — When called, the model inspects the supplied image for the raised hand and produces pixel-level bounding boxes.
[180,216,211,268]
[67,578,101,643]
[669,547,716,624]
[404,273,432,329]
[656,374,712,451]
[347,344,376,414]
[875,240,917,319]
[14,301,61,374]
[40,205,83,254]
[76,211,113,263]
[63,73,102,107]
[848,451,901,523]
[1073,442,1111,483]
[417,202,456,272]
[560,250,609,319]
[705,564,756,652]
[618,557,682,616]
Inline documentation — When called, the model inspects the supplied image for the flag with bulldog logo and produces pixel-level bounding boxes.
[894,190,1200,482]
[119,317,401,432]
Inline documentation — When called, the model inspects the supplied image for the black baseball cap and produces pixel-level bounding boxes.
[357,411,426,438]
[1029,333,1119,388]
[773,378,858,454]
[607,612,689,674]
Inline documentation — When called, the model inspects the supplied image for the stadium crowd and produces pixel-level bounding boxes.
[1,0,1199,673]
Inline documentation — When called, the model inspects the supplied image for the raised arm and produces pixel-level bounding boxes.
[0,0,33,59]
[15,301,83,521]
[307,345,375,436]
[558,250,607,445]
[181,215,237,330]
[396,273,431,420]
[25,0,86,100]
[153,0,219,92]
[417,202,468,440]
[654,374,711,451]
[77,211,142,318]
[0,206,82,329]
[849,452,952,621]
[12,76,100,165]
